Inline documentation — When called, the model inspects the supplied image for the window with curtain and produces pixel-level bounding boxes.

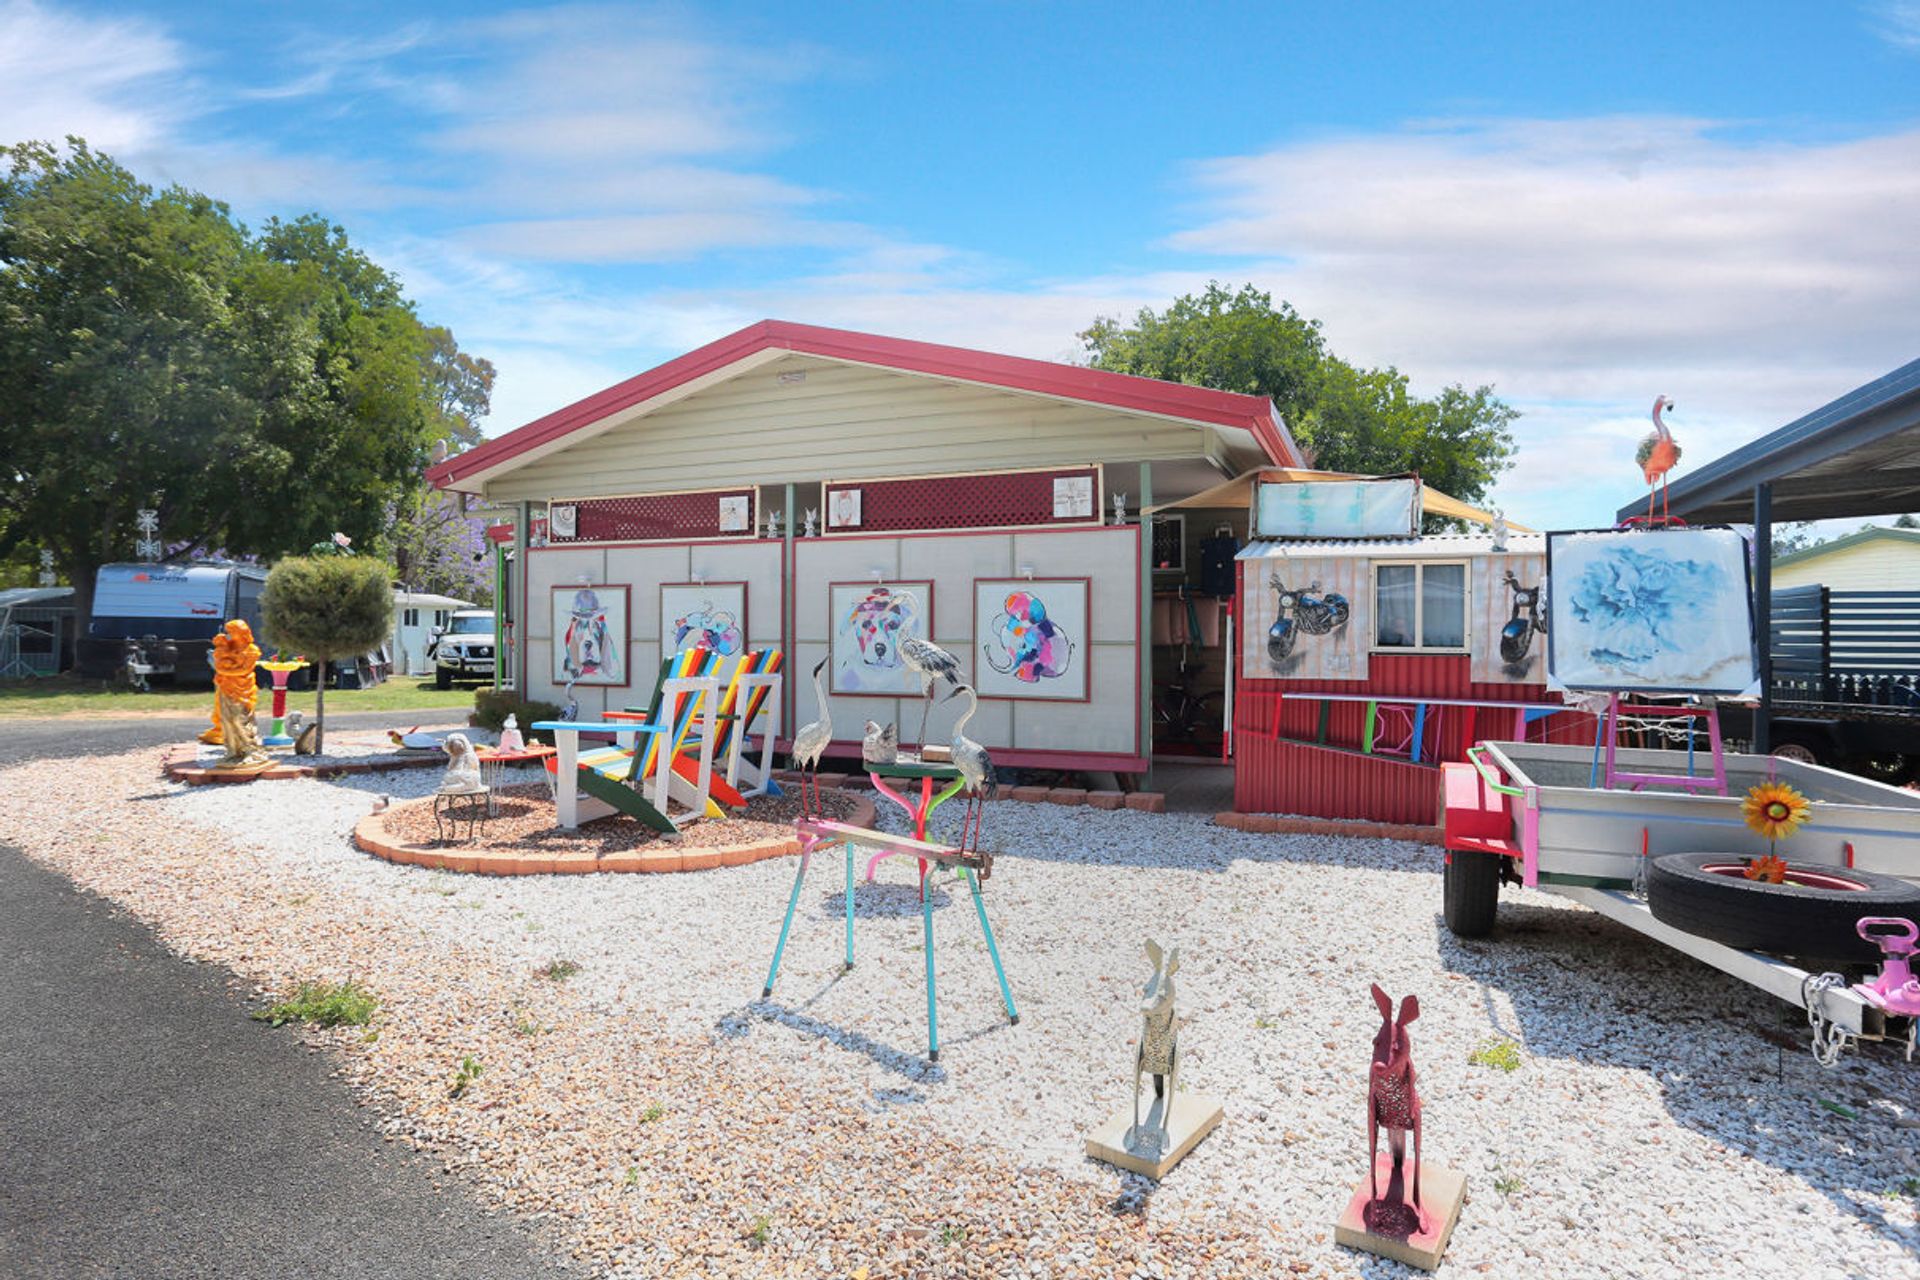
[1374,561,1468,650]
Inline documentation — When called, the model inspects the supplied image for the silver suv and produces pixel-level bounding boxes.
[430,610,496,688]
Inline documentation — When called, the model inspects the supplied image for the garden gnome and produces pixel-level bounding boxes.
[439,733,485,794]
[1130,939,1180,1155]
[210,620,270,770]
[497,714,525,753]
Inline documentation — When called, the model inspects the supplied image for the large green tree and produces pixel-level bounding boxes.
[0,139,490,620]
[1080,283,1519,508]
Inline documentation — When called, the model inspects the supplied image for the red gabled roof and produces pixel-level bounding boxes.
[428,319,1299,489]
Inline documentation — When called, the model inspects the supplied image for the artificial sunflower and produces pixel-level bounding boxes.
[1742,781,1811,843]
[1742,853,1788,884]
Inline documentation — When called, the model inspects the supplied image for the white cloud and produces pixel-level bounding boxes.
[0,0,188,152]
[1869,2,1920,50]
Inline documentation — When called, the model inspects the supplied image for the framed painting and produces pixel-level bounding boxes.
[828,581,934,695]
[550,585,629,687]
[1546,527,1756,694]
[659,582,748,660]
[973,578,1089,701]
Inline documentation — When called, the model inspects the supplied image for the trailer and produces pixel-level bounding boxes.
[1442,737,1920,1065]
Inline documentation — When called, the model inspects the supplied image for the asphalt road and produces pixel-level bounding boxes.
[0,711,571,1279]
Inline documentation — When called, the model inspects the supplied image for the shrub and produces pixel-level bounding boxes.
[473,689,562,742]
[262,555,395,753]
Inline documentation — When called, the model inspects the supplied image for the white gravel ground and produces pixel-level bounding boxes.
[152,764,1920,1280]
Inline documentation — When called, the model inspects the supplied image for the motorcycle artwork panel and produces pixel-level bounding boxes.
[1470,552,1548,684]
[1240,555,1370,682]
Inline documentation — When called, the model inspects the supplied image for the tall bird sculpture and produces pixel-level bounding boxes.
[1637,395,1683,523]
[789,657,833,818]
[893,591,962,749]
[943,683,995,854]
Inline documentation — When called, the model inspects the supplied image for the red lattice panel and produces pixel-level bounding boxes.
[826,466,1100,534]
[553,489,755,543]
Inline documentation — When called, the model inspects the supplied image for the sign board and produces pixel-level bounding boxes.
[1255,478,1421,540]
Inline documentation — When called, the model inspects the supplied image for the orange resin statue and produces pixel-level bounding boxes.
[210,620,271,770]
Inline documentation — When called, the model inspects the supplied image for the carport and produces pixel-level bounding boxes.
[1618,358,1920,752]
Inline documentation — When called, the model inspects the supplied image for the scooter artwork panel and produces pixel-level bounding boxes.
[1470,552,1547,684]
[1241,555,1371,681]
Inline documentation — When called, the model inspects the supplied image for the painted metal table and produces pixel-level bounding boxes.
[863,760,968,882]
[474,744,557,813]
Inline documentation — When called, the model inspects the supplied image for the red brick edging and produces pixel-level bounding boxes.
[352,792,878,876]
[1213,811,1443,845]
[771,771,1166,814]
[163,743,447,786]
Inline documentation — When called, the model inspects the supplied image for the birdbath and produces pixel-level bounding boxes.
[257,658,309,746]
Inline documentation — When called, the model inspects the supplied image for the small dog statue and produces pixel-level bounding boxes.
[439,733,485,794]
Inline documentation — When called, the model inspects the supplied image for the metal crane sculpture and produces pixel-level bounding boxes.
[1637,395,1683,523]
[893,591,962,748]
[789,657,833,818]
[943,682,995,854]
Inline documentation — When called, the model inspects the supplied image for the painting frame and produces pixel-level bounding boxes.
[659,582,750,665]
[549,584,630,688]
[827,580,936,696]
[1546,526,1757,695]
[972,576,1091,702]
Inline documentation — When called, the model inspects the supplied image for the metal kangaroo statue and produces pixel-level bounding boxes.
[1131,940,1181,1151]
[1368,983,1422,1208]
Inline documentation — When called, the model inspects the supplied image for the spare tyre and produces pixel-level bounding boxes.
[1646,852,1920,966]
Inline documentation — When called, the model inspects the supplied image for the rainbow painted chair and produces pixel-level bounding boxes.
[686,648,785,802]
[539,649,724,832]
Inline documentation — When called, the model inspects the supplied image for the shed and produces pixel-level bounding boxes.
[391,590,477,676]
[430,320,1300,774]
[1771,525,1920,592]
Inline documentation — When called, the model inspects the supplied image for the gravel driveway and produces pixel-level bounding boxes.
[6,742,1918,1278]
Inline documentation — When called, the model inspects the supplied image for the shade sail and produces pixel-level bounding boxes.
[1146,468,1530,531]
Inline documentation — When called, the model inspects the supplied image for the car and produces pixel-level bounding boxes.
[429,610,496,688]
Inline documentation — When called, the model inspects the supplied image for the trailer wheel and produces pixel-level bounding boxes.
[1444,850,1503,938]
[1646,852,1920,965]
[1768,738,1821,767]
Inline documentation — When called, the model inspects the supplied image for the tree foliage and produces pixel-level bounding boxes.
[0,139,492,619]
[261,554,395,752]
[1080,283,1519,507]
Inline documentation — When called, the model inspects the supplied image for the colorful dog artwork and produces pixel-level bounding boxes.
[973,579,1087,701]
[552,586,626,685]
[659,583,747,662]
[829,582,931,695]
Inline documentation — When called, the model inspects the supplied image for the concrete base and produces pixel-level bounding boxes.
[1084,1092,1223,1180]
[1334,1154,1465,1272]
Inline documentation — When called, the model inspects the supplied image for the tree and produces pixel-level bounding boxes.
[1896,514,1919,530]
[261,554,394,754]
[0,139,492,621]
[1080,283,1518,507]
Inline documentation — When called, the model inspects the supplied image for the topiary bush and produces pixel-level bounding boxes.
[262,555,395,753]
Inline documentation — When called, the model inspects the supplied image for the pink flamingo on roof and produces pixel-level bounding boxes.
[1637,395,1683,523]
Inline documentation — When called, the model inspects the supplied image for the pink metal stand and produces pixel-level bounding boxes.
[1601,695,1727,795]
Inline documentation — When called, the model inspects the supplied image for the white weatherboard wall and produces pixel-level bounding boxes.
[793,526,1141,760]
[1772,536,1920,592]
[525,541,783,719]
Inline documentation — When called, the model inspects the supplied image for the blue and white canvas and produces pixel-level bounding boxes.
[1547,528,1755,694]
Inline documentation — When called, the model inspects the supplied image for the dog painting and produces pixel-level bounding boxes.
[829,582,931,696]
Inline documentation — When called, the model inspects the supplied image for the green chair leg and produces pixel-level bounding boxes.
[922,869,939,1062]
[762,845,812,997]
[967,868,1019,1024]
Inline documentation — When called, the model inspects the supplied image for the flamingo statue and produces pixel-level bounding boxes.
[893,591,962,749]
[1637,395,1683,523]
[789,657,833,818]
[942,683,996,854]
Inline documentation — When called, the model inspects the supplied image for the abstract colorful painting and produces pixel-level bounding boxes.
[974,578,1087,700]
[1547,528,1755,693]
[829,581,933,695]
[551,585,627,686]
[659,583,747,660]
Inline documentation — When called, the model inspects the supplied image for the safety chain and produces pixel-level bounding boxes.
[1801,972,1855,1068]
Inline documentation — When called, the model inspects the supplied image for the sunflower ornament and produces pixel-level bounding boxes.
[1740,781,1811,879]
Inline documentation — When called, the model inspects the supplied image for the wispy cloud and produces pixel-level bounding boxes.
[0,0,189,151]
[1868,2,1920,50]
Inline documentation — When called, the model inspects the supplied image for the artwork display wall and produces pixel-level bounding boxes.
[829,581,933,695]
[1470,552,1548,685]
[551,585,627,686]
[974,578,1088,701]
[1546,527,1756,694]
[1240,555,1372,681]
[660,582,747,662]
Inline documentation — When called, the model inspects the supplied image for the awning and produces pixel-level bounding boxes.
[1145,467,1530,531]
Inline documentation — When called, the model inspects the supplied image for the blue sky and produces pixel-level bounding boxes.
[5,1,1919,527]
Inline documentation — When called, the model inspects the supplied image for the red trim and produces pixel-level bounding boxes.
[429,319,1298,488]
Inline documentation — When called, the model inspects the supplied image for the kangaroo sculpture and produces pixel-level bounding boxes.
[1130,940,1181,1152]
[1367,983,1422,1208]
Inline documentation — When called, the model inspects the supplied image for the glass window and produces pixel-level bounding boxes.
[403,608,418,627]
[1376,565,1417,648]
[1374,562,1468,650]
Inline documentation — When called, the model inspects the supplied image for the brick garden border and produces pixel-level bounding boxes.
[1213,811,1443,845]
[162,743,449,786]
[772,771,1166,814]
[353,790,878,877]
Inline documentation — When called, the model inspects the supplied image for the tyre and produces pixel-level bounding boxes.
[1499,624,1532,665]
[1443,849,1503,938]
[1327,596,1350,628]
[1646,852,1920,965]
[435,666,453,690]
[1267,620,1297,663]
[1770,738,1821,767]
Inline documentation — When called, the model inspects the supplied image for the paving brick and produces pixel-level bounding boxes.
[1087,790,1127,811]
[1045,787,1087,806]
[1123,792,1167,813]
[1011,785,1052,804]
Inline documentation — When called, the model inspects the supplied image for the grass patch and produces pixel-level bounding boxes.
[938,1224,968,1246]
[0,673,473,719]
[624,1165,640,1187]
[745,1214,772,1248]
[253,979,377,1029]
[1493,1171,1525,1197]
[640,1102,665,1124]
[448,1054,484,1098]
[1468,1037,1522,1072]
[536,958,581,982]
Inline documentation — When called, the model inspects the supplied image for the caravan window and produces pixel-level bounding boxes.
[403,608,419,627]
[1375,562,1467,651]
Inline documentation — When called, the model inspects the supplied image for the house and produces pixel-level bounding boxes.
[1772,525,1920,592]
[391,590,476,677]
[428,320,1302,775]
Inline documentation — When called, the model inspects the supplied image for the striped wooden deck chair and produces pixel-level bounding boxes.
[692,648,784,800]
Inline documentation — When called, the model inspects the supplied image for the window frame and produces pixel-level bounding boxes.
[1371,558,1471,653]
